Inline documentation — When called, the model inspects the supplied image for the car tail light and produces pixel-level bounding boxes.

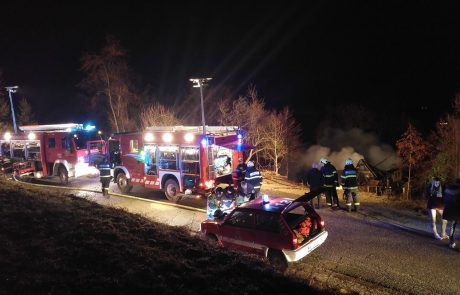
[292,236,299,249]
[320,220,325,227]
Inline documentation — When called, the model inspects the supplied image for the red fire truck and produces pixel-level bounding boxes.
[0,123,105,183]
[108,126,252,202]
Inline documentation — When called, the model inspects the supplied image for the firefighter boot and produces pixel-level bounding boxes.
[346,205,352,212]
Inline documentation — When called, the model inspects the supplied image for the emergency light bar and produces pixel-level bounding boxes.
[20,123,84,132]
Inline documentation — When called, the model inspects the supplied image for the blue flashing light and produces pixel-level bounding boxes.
[65,128,73,132]
[262,194,270,204]
[201,137,208,147]
[237,133,243,139]
[84,124,96,131]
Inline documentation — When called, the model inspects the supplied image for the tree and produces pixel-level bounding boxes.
[262,107,301,175]
[80,35,137,133]
[140,102,182,128]
[17,97,37,125]
[218,86,267,162]
[396,123,428,199]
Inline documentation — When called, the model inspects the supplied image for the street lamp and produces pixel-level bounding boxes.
[5,86,18,133]
[189,78,212,136]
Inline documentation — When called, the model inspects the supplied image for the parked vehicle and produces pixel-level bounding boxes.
[200,191,328,271]
[108,125,252,202]
[0,123,105,183]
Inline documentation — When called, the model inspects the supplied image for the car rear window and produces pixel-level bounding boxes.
[283,204,310,228]
[255,212,281,233]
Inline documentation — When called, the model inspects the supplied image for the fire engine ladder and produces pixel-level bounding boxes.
[19,123,83,132]
[145,125,240,135]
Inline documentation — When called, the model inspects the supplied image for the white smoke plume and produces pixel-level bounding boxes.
[296,128,400,176]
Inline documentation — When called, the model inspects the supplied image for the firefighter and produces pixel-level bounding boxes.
[234,158,247,193]
[305,162,324,209]
[98,156,112,197]
[443,179,460,250]
[245,160,263,201]
[320,157,340,209]
[341,158,360,212]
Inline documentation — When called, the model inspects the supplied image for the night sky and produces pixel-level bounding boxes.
[1,1,460,143]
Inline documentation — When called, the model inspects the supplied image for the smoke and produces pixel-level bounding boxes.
[292,127,400,179]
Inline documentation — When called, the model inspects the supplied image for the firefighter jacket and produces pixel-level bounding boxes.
[341,164,358,190]
[245,166,263,191]
[320,163,338,188]
[98,162,111,179]
[443,180,460,221]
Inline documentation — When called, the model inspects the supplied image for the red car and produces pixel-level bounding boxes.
[200,191,328,271]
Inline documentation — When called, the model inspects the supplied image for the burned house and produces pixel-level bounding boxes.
[355,159,402,195]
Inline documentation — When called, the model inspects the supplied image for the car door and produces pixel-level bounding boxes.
[219,209,256,254]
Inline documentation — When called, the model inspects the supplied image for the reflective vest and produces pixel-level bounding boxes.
[341,165,358,189]
[99,162,111,179]
[321,163,338,188]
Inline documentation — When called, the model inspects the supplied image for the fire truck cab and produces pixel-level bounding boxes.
[109,126,251,202]
[0,123,105,183]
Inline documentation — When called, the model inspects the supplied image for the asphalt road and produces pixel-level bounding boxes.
[18,176,460,295]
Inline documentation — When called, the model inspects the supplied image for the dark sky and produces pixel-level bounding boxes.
[1,1,460,143]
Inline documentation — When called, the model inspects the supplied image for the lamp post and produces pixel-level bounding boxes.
[189,78,212,136]
[5,86,18,133]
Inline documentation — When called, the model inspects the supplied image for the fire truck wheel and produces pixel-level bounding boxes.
[164,179,181,202]
[116,173,132,193]
[58,165,69,184]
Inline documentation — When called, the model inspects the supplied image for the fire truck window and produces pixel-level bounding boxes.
[61,138,70,151]
[159,150,177,170]
[145,145,157,175]
[73,132,100,150]
[12,142,26,158]
[1,143,11,157]
[26,143,40,159]
[130,140,139,153]
[48,138,56,148]
[181,147,199,175]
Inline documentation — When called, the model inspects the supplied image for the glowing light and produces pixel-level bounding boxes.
[144,132,154,142]
[78,156,85,163]
[184,132,194,142]
[262,194,270,204]
[162,133,173,143]
[98,130,102,135]
[237,134,243,139]
[27,132,36,140]
[4,132,11,141]
[65,128,72,132]
[201,138,207,147]
[84,125,96,131]
[204,180,215,189]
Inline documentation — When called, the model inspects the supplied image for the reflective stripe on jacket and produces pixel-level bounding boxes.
[341,164,358,189]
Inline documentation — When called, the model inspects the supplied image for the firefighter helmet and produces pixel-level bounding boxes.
[345,158,353,165]
[320,158,328,165]
[247,161,254,167]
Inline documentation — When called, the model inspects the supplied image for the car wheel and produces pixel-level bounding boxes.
[205,234,221,246]
[164,179,181,202]
[268,249,288,272]
[58,165,69,184]
[116,172,132,193]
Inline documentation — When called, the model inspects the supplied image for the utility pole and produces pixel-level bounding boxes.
[189,78,212,136]
[5,86,18,133]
